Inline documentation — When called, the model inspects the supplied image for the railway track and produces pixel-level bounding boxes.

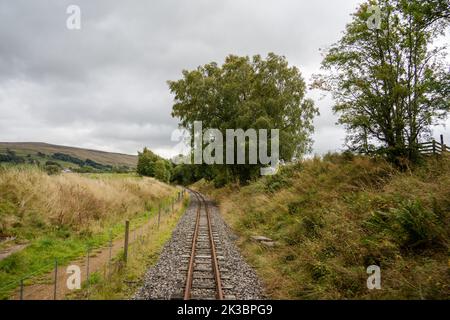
[179,189,232,300]
[135,188,263,300]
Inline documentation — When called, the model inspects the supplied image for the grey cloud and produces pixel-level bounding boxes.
[5,0,445,159]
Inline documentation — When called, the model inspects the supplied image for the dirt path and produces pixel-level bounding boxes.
[0,244,29,261]
[10,207,180,300]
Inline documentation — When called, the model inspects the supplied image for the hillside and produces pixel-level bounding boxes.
[0,142,137,168]
[194,154,450,299]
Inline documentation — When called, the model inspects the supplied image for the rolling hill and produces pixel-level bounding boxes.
[0,142,138,168]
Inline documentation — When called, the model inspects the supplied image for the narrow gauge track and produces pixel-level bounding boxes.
[182,189,227,300]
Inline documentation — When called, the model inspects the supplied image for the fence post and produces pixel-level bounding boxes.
[86,247,90,283]
[432,139,436,155]
[441,135,445,153]
[108,234,112,278]
[124,220,129,263]
[19,279,24,300]
[158,204,161,229]
[53,259,58,300]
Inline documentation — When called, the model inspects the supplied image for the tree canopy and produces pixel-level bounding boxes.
[313,0,449,162]
[169,53,318,184]
[137,147,171,182]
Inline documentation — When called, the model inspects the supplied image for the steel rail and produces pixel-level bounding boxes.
[200,192,224,300]
[183,191,201,300]
[184,189,224,300]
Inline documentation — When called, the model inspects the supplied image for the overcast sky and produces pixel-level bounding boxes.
[0,0,448,158]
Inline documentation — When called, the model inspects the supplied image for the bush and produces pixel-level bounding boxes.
[45,160,61,167]
[51,153,84,166]
[264,167,293,192]
[154,159,170,182]
[392,201,445,248]
[44,164,61,175]
[367,200,446,249]
[137,147,172,182]
[0,149,26,164]
[137,148,158,177]
[213,170,230,188]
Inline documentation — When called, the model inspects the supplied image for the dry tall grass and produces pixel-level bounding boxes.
[195,154,450,299]
[0,166,173,237]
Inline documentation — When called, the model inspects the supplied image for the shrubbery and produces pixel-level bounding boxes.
[44,164,61,175]
[137,147,171,183]
[0,149,25,164]
[195,154,450,299]
[367,200,446,249]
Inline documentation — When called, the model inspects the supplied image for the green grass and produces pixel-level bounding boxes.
[68,196,190,300]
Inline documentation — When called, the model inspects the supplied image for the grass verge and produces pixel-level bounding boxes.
[68,196,190,299]
[0,166,179,299]
[194,154,449,299]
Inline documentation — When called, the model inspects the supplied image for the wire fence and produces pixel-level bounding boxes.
[0,188,187,300]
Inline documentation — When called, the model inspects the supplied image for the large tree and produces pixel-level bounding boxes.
[313,0,449,161]
[168,53,318,184]
[137,147,172,182]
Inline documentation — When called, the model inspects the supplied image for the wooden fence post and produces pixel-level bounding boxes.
[19,279,24,300]
[158,204,161,229]
[108,236,112,278]
[441,135,446,153]
[123,220,129,263]
[86,248,90,283]
[53,259,58,300]
[86,247,90,299]
[432,140,436,155]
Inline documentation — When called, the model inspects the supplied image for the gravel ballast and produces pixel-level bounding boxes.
[134,191,264,300]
